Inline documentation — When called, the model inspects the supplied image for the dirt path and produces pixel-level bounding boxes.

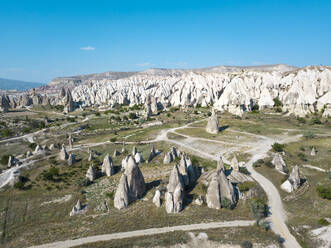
[28,220,255,248]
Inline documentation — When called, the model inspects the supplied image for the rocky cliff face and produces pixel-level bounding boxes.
[70,66,331,117]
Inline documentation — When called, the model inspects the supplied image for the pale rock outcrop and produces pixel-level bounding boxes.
[0,94,10,112]
[88,152,93,161]
[121,156,130,171]
[114,174,129,210]
[132,146,137,156]
[34,145,43,154]
[289,165,301,190]
[206,169,236,209]
[49,144,56,151]
[121,146,126,153]
[272,153,288,173]
[281,165,302,193]
[311,147,316,156]
[194,196,204,206]
[59,145,69,160]
[185,156,197,185]
[134,152,144,163]
[125,156,146,200]
[152,189,162,207]
[7,156,16,168]
[165,165,185,213]
[70,200,83,216]
[171,146,178,158]
[217,156,225,171]
[68,134,73,149]
[102,154,115,177]
[114,156,146,209]
[113,149,120,157]
[206,109,219,134]
[71,66,331,117]
[42,144,49,152]
[67,153,75,166]
[179,156,189,186]
[163,152,173,164]
[26,151,33,157]
[147,145,156,163]
[231,155,239,172]
[86,165,96,182]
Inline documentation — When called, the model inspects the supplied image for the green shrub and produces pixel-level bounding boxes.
[221,197,234,209]
[316,185,331,200]
[272,143,285,152]
[275,107,282,113]
[311,117,322,125]
[28,143,37,150]
[318,218,329,226]
[251,103,259,111]
[249,198,267,222]
[194,110,198,115]
[0,155,10,165]
[129,112,138,119]
[14,181,25,190]
[238,183,250,192]
[1,128,13,137]
[42,167,59,181]
[110,137,117,142]
[297,152,307,161]
[273,98,283,107]
[329,171,331,180]
[239,167,250,175]
[207,111,212,117]
[297,117,306,124]
[196,103,201,108]
[303,130,316,139]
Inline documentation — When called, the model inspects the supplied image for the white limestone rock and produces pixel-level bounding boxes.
[114,174,129,210]
[206,170,236,209]
[152,189,162,207]
[311,147,316,156]
[134,152,144,164]
[163,152,173,164]
[59,145,69,161]
[86,165,96,182]
[165,165,185,213]
[113,149,120,157]
[102,154,115,177]
[70,200,83,216]
[206,110,219,134]
[272,153,288,173]
[34,145,43,154]
[70,66,331,117]
[231,154,239,172]
[67,153,75,166]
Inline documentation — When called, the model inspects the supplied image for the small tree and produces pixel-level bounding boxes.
[272,143,285,152]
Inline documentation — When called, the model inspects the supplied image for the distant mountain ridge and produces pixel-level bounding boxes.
[0,77,44,91]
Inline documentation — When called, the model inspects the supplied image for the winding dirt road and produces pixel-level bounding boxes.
[29,220,255,248]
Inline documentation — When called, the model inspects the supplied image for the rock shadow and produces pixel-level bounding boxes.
[219,125,229,132]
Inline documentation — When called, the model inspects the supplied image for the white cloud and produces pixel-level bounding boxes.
[80,46,95,51]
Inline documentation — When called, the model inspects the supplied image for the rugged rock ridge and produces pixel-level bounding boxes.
[71,66,331,117]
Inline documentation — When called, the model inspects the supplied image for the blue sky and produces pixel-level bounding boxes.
[0,0,330,83]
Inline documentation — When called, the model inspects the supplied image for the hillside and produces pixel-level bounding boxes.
[0,77,44,91]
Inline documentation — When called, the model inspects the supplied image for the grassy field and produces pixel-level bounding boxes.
[1,106,330,248]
